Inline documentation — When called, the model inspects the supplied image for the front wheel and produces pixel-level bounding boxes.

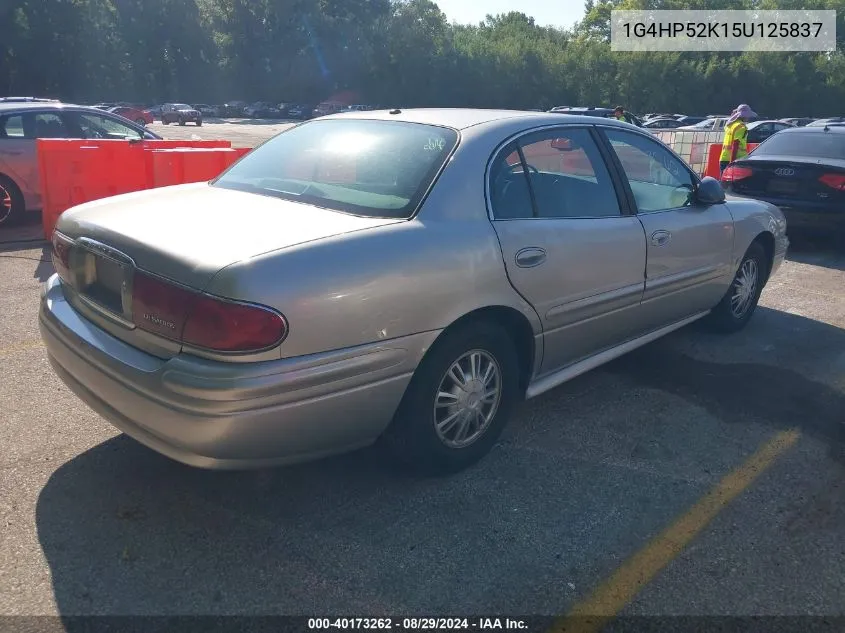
[378,322,520,475]
[196,120,202,127]
[135,118,146,126]
[705,241,767,333]
[178,118,186,126]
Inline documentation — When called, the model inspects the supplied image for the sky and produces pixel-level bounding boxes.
[433,0,586,29]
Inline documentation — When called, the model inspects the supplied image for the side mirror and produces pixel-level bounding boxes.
[696,176,726,205]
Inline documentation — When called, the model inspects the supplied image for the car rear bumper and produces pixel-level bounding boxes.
[39,274,431,470]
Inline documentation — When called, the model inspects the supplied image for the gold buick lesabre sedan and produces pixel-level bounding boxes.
[39,108,789,475]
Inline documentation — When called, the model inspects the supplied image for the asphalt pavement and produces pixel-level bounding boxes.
[1,124,844,625]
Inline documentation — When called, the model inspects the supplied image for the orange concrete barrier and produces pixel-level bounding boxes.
[39,139,236,238]
[150,147,245,188]
[703,143,760,180]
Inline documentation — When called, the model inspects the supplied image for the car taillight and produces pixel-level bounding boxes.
[721,165,753,182]
[131,271,287,353]
[51,230,73,282]
[818,173,845,190]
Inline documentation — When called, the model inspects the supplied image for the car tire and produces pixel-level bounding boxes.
[377,321,520,476]
[135,118,146,126]
[705,241,768,334]
[178,119,186,126]
[196,120,202,127]
[0,174,25,226]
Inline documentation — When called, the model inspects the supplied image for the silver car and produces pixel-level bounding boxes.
[0,102,160,225]
[39,109,789,474]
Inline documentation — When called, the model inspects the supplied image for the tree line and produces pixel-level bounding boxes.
[3,0,845,117]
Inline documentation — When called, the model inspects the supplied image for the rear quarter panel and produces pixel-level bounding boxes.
[205,217,540,361]
[203,121,546,362]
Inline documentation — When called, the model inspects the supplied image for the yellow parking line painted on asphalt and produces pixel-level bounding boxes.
[549,428,801,633]
[0,339,44,356]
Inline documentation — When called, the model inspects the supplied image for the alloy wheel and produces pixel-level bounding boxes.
[730,258,759,318]
[433,350,502,449]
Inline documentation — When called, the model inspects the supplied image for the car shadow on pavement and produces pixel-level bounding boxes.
[34,307,845,617]
[786,231,845,272]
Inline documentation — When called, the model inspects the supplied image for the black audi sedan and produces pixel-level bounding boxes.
[721,125,845,233]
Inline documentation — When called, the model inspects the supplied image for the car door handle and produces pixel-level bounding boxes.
[651,230,671,247]
[515,247,546,268]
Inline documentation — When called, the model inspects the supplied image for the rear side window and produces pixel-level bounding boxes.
[213,119,458,219]
[755,132,845,160]
[0,115,25,138]
[489,127,621,219]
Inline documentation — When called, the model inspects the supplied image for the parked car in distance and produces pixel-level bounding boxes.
[643,117,685,130]
[342,104,374,112]
[40,109,788,474]
[244,102,276,118]
[223,101,249,117]
[194,104,222,117]
[161,103,202,126]
[678,117,727,131]
[676,115,707,125]
[285,103,312,120]
[780,117,814,127]
[108,105,153,126]
[0,101,161,225]
[806,117,845,127]
[745,119,794,144]
[721,125,845,233]
[312,101,346,117]
[549,106,643,126]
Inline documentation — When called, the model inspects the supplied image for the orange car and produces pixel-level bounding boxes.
[108,106,153,126]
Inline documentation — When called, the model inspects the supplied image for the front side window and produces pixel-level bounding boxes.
[213,119,458,219]
[62,112,143,140]
[603,128,696,213]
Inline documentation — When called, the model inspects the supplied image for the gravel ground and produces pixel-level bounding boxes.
[1,119,844,625]
[147,118,296,148]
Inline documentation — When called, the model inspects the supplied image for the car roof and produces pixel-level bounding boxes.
[0,101,88,112]
[318,107,634,130]
[778,124,845,134]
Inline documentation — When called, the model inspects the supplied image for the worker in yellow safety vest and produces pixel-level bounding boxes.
[720,104,757,175]
[612,105,635,125]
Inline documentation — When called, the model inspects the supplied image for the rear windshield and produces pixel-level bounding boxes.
[213,119,458,218]
[755,132,845,160]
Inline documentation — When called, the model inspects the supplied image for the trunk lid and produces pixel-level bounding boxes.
[729,155,845,203]
[53,182,403,358]
[56,182,403,289]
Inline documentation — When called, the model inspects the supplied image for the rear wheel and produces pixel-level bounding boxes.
[0,174,25,226]
[378,321,520,475]
[705,241,767,333]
